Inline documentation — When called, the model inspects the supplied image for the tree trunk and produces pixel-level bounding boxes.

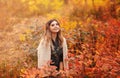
[84,0,88,9]
[92,0,95,9]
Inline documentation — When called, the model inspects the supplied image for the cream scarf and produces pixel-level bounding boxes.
[37,37,68,70]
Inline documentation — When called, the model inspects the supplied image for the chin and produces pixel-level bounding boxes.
[54,31,59,33]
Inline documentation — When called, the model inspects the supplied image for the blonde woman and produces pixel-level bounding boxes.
[37,19,68,71]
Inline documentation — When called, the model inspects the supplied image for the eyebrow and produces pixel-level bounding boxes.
[51,23,58,25]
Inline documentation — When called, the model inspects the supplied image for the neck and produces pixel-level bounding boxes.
[51,33,57,41]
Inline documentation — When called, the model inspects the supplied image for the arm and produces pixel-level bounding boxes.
[63,38,69,70]
[37,38,51,68]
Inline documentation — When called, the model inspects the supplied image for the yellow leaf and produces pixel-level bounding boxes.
[25,29,31,34]
[19,34,26,41]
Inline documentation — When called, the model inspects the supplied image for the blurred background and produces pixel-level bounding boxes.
[0,0,120,78]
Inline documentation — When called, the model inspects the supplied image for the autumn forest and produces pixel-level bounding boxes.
[0,0,120,78]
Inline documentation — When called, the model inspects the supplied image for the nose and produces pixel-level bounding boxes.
[55,25,59,27]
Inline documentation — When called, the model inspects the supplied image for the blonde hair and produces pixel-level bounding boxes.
[42,19,64,48]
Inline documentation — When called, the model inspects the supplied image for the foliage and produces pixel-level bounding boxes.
[0,0,120,78]
[17,17,120,78]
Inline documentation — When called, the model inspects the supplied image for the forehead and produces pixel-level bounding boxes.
[50,21,58,25]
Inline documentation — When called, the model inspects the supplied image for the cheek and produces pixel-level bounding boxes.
[50,26,53,31]
[58,26,60,29]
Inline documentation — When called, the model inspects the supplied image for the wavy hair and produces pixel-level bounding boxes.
[42,19,64,48]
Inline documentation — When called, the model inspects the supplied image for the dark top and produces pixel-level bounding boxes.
[50,38,63,71]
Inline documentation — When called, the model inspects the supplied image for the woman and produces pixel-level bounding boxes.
[37,19,68,71]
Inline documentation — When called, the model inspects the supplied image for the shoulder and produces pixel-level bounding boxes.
[63,37,67,42]
[38,37,46,47]
[37,37,48,50]
[62,37,67,45]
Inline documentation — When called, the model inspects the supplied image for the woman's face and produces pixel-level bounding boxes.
[50,21,60,33]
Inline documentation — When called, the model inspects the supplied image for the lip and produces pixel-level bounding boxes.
[54,28,59,30]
